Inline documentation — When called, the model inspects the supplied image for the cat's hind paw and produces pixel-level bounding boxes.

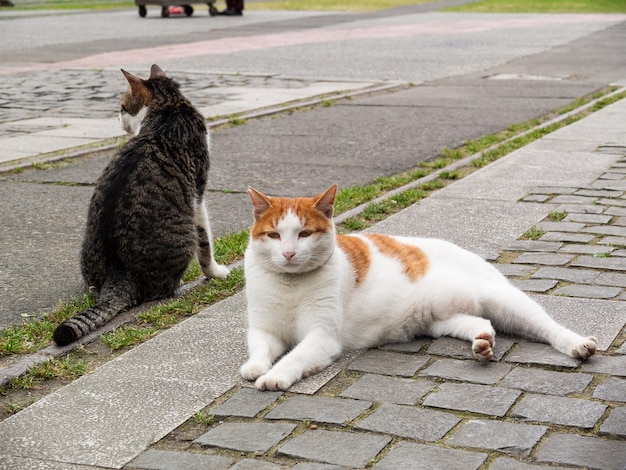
[472,332,495,362]
[240,360,270,381]
[571,336,597,360]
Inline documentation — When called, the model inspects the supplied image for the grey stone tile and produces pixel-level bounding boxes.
[493,264,536,277]
[500,367,592,395]
[582,354,626,376]
[509,279,557,293]
[600,172,626,180]
[375,442,487,470]
[348,350,429,377]
[556,203,605,214]
[231,459,282,470]
[211,388,283,418]
[265,395,371,425]
[572,254,626,271]
[505,240,562,252]
[504,342,580,368]
[550,194,600,205]
[422,383,520,417]
[534,221,586,232]
[419,358,512,384]
[426,337,514,361]
[598,235,626,246]
[530,186,578,195]
[126,450,232,470]
[593,377,626,402]
[194,422,296,453]
[554,284,621,299]
[513,252,573,266]
[511,394,606,428]
[606,206,626,216]
[564,213,612,224]
[380,338,430,353]
[277,430,391,468]
[599,406,626,437]
[488,457,555,470]
[535,433,626,469]
[582,225,626,237]
[446,419,547,456]
[355,403,460,441]
[558,243,614,254]
[531,266,599,283]
[339,374,436,405]
[292,464,344,470]
[539,231,595,243]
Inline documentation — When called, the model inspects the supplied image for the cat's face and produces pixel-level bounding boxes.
[248,185,337,274]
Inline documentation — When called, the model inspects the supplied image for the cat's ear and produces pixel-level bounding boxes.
[121,69,146,96]
[248,187,272,220]
[314,184,337,219]
[149,64,168,80]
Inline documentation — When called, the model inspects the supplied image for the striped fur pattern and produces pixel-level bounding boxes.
[53,65,229,347]
[241,185,597,391]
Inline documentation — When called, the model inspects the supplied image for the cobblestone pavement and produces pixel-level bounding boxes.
[0,68,380,164]
[122,155,626,469]
[0,69,356,127]
[503,152,626,302]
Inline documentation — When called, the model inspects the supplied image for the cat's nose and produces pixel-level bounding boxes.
[283,251,295,261]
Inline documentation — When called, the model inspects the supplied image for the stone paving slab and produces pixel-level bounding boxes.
[419,358,513,384]
[511,394,607,428]
[355,402,461,441]
[127,449,233,470]
[264,395,372,425]
[194,422,297,454]
[422,382,521,417]
[499,367,593,395]
[339,374,436,405]
[445,419,548,457]
[534,433,626,470]
[375,442,487,470]
[277,430,392,468]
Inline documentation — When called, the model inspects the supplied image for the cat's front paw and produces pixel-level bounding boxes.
[571,336,597,360]
[255,372,294,392]
[240,360,270,381]
[472,331,495,362]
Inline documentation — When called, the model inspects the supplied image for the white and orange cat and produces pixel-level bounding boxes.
[241,184,597,391]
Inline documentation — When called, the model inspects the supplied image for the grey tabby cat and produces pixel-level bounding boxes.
[53,64,229,346]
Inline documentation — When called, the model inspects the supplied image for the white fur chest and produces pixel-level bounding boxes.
[245,254,342,347]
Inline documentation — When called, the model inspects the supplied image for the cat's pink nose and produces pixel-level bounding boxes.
[283,251,295,261]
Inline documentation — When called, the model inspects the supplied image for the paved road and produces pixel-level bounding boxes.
[0,3,625,469]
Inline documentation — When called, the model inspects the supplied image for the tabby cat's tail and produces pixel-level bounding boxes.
[53,279,138,347]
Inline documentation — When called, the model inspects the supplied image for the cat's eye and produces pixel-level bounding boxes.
[266,232,281,239]
[299,230,313,238]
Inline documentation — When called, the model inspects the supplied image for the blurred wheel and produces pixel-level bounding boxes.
[138,4,147,16]
[161,6,170,17]
[184,4,193,16]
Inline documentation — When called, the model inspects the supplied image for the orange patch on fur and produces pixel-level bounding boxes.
[365,234,429,282]
[337,235,370,286]
[250,196,332,239]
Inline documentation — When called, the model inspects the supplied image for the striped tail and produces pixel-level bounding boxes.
[53,279,138,347]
